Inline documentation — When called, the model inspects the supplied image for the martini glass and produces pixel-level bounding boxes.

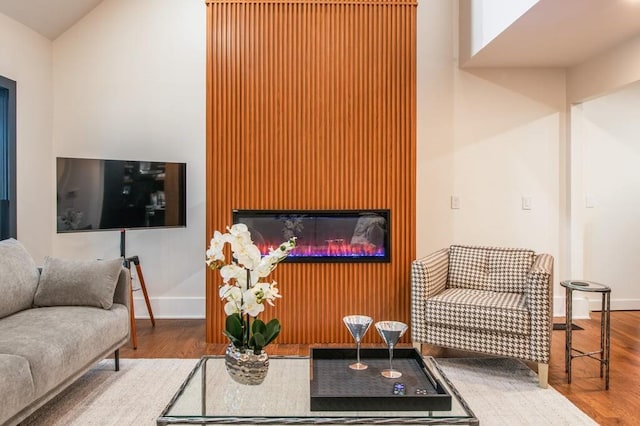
[343,315,373,370]
[375,321,408,378]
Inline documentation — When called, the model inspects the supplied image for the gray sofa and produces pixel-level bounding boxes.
[0,239,130,426]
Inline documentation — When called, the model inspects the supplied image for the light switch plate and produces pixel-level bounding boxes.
[451,195,460,209]
[585,194,596,208]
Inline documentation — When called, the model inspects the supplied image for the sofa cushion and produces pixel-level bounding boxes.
[0,354,35,425]
[34,257,123,309]
[424,288,530,335]
[0,304,129,398]
[0,238,40,319]
[448,245,535,293]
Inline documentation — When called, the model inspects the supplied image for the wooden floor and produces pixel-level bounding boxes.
[120,311,640,425]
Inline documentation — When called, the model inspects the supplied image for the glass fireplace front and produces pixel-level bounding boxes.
[232,209,390,263]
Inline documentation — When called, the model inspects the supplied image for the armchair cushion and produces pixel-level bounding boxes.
[448,245,488,290]
[449,245,535,293]
[487,249,535,292]
[424,288,530,335]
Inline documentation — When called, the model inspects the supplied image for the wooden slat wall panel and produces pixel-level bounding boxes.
[205,0,416,344]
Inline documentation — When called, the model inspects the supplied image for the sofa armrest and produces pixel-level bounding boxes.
[411,248,449,343]
[525,253,554,363]
[112,267,131,312]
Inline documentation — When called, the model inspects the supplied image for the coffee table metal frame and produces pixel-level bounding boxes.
[156,354,478,425]
[562,279,611,390]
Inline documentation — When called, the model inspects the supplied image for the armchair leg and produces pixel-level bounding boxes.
[538,363,548,388]
[114,349,120,372]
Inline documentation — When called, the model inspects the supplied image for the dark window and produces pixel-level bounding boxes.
[0,75,17,240]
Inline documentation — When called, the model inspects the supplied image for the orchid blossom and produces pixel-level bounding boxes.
[206,223,296,353]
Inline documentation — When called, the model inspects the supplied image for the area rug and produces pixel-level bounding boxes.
[436,358,596,425]
[21,357,596,426]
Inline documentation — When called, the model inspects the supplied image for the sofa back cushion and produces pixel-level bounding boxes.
[0,239,40,319]
[448,245,535,293]
[34,257,123,309]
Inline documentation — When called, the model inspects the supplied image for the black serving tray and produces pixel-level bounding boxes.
[310,348,452,412]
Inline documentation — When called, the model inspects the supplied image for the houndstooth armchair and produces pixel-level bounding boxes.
[411,245,553,388]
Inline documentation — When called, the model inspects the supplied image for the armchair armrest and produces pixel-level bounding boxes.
[411,248,449,343]
[528,253,553,275]
[525,253,554,363]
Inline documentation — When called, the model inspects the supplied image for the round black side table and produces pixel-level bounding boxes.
[561,280,611,390]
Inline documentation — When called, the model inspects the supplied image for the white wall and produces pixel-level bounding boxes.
[52,0,206,318]
[571,82,640,310]
[417,1,566,315]
[0,12,53,262]
[566,28,640,312]
[416,0,455,250]
[568,34,640,104]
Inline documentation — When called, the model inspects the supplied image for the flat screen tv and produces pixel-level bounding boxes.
[56,157,186,233]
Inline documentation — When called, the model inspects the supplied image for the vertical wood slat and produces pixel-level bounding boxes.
[206,0,416,344]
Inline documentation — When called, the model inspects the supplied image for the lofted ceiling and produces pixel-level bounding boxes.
[0,0,102,40]
[0,0,640,67]
[463,0,640,68]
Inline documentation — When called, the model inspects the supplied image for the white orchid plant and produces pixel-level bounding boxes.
[206,223,296,354]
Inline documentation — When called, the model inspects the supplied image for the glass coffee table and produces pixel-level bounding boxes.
[157,354,478,425]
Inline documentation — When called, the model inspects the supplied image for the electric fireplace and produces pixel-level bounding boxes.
[232,209,390,263]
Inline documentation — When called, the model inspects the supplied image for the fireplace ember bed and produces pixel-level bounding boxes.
[232,209,390,263]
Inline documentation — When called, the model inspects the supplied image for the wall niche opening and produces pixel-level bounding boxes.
[233,209,390,263]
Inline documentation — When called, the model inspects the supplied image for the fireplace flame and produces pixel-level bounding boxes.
[256,241,385,258]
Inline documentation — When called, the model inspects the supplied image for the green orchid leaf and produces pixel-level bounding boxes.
[225,313,243,342]
[222,330,242,347]
[252,333,266,354]
[252,318,266,335]
[263,318,281,345]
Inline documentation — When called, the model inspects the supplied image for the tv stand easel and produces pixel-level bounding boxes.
[120,230,155,349]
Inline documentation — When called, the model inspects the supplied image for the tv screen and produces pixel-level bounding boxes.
[56,157,186,233]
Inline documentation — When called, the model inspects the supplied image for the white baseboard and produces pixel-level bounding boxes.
[553,295,590,319]
[131,296,205,319]
[553,294,639,319]
[590,298,640,312]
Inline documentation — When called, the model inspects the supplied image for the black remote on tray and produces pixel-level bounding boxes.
[393,382,405,396]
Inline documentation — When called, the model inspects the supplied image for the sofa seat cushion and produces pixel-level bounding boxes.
[424,288,530,335]
[0,304,128,397]
[0,239,40,319]
[448,245,535,293]
[0,354,35,425]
